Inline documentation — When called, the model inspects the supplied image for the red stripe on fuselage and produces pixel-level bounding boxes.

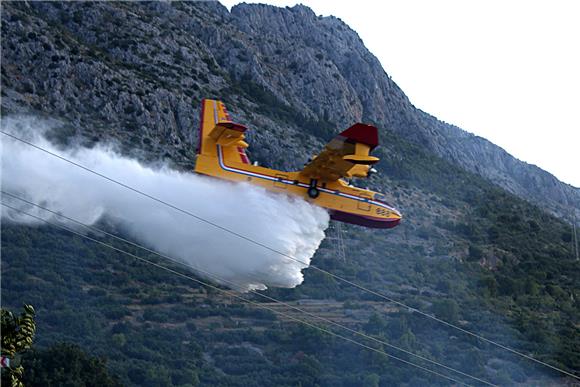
[330,210,400,229]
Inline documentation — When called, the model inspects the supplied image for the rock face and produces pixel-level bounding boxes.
[2,1,578,220]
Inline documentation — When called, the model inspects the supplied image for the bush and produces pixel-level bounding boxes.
[431,299,459,323]
[23,343,121,386]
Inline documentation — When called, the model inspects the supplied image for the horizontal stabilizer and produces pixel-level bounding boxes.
[343,155,379,165]
[209,121,248,147]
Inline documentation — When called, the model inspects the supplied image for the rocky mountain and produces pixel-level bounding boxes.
[2,1,578,221]
[2,2,579,386]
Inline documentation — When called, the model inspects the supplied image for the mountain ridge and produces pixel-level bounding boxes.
[2,1,578,222]
[225,2,580,221]
[2,2,579,385]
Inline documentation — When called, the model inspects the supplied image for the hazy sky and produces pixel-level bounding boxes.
[221,0,579,187]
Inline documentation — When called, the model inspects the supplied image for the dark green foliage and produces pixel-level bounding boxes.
[468,245,483,261]
[364,313,387,335]
[6,224,454,386]
[3,205,577,384]
[22,343,122,387]
[431,299,459,324]
[1,305,36,387]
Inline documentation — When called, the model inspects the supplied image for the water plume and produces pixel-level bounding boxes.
[1,117,329,290]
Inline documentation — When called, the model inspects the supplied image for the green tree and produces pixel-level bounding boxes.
[363,373,380,387]
[22,343,121,387]
[478,275,498,297]
[1,304,36,387]
[432,299,459,324]
[398,329,417,350]
[468,245,484,261]
[364,313,387,335]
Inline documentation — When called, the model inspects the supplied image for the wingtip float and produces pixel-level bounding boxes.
[194,99,402,229]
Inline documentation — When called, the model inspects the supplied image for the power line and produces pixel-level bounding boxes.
[573,213,579,262]
[2,130,577,381]
[0,202,475,387]
[1,191,497,386]
[325,221,347,262]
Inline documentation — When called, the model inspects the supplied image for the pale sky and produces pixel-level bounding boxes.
[221,0,580,188]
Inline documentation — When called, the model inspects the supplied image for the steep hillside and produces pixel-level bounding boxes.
[2,1,578,220]
[1,2,579,386]
[220,3,580,221]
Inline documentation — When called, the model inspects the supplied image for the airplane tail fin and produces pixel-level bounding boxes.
[196,99,251,164]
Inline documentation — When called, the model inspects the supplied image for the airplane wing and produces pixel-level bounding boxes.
[300,123,380,181]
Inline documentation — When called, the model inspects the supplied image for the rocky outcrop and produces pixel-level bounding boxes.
[1,1,578,220]
[220,3,580,221]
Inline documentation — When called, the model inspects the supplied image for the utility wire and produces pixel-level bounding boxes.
[573,213,579,261]
[0,202,473,387]
[2,191,497,387]
[2,130,578,381]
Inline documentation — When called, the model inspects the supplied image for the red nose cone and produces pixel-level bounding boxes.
[386,218,401,228]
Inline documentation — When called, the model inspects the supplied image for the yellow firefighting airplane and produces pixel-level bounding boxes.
[194,99,402,229]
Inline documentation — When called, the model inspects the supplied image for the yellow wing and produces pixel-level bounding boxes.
[300,123,380,181]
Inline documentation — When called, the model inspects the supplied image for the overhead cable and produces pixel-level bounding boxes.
[1,191,497,387]
[2,130,577,381]
[1,202,475,387]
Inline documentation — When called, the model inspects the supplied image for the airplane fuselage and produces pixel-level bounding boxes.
[195,144,401,228]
